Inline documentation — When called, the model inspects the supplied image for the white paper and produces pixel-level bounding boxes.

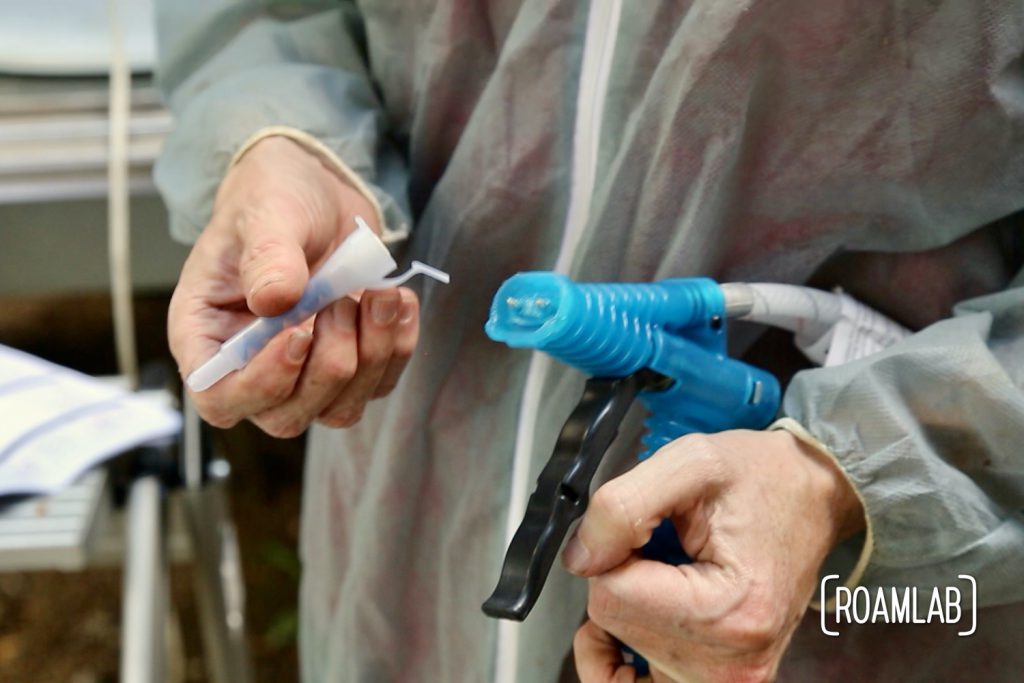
[793,291,910,367]
[0,344,180,496]
[823,293,911,367]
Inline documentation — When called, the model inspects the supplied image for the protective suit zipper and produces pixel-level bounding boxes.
[494,1,624,681]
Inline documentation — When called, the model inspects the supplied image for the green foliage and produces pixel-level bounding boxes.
[260,540,301,649]
[265,609,299,651]
[261,540,301,581]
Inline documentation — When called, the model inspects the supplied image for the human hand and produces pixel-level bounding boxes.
[168,136,419,437]
[564,430,864,682]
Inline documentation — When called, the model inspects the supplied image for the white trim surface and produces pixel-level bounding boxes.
[493,1,623,681]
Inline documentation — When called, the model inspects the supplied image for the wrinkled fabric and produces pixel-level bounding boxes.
[154,1,1024,682]
[786,289,1024,604]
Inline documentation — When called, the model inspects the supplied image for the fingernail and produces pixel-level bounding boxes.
[249,275,281,300]
[286,330,313,362]
[563,535,591,575]
[399,301,416,325]
[371,297,399,325]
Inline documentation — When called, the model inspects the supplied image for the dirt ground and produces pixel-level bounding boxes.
[0,293,305,683]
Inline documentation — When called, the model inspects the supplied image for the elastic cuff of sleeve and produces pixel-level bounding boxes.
[228,126,396,243]
[770,417,875,613]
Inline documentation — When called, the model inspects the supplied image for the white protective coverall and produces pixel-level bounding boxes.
[154,1,1024,681]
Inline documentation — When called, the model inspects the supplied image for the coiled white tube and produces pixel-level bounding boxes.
[107,0,137,388]
[721,282,910,366]
[721,282,842,338]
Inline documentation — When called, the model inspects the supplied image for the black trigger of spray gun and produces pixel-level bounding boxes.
[481,369,672,621]
[480,271,780,625]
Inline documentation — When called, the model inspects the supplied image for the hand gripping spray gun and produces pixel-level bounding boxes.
[480,273,781,638]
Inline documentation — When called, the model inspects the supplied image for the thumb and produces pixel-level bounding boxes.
[238,218,311,317]
[563,435,721,576]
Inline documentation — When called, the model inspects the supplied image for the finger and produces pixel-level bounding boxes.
[234,207,311,317]
[563,434,724,576]
[371,288,419,398]
[167,240,256,377]
[188,325,313,428]
[318,288,402,426]
[574,620,637,683]
[587,556,734,644]
[249,297,359,437]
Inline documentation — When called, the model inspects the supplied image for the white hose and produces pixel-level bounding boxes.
[721,282,911,366]
[107,0,138,388]
[721,282,842,339]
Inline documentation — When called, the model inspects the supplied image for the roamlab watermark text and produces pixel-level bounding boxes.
[820,575,976,637]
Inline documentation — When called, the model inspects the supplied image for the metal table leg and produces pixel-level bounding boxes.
[181,397,253,683]
[120,475,167,683]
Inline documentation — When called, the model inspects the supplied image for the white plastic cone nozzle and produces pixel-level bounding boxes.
[186,216,450,392]
[315,216,399,293]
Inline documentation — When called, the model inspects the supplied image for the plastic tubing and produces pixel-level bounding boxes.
[720,282,843,339]
[186,217,450,392]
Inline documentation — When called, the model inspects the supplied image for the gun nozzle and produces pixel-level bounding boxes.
[486,272,570,345]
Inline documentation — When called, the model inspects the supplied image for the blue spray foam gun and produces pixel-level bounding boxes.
[480,272,782,629]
